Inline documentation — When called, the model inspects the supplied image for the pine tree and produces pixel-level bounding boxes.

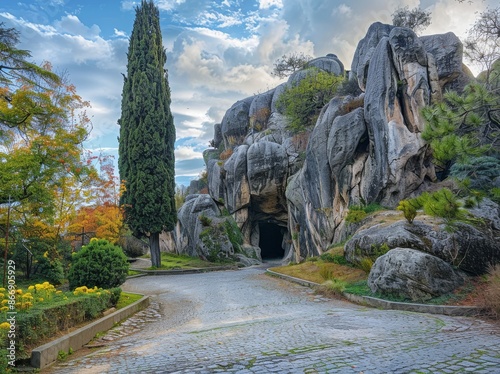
[118,0,176,268]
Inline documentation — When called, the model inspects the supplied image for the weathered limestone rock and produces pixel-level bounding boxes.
[306,54,344,76]
[362,27,435,207]
[247,141,288,218]
[223,145,250,213]
[368,248,464,301]
[207,159,224,203]
[221,96,254,148]
[175,194,220,257]
[345,216,500,275]
[420,32,472,92]
[351,22,395,91]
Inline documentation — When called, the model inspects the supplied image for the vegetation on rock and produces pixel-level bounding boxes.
[276,68,344,133]
[391,6,431,34]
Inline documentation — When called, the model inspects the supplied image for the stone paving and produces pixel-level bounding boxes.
[44,265,500,374]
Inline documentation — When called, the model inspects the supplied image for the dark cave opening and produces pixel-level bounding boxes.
[259,222,285,260]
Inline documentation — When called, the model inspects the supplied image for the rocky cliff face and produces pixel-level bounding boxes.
[172,23,473,263]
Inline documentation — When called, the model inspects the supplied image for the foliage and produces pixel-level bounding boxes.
[391,6,432,34]
[482,264,500,318]
[422,83,499,176]
[174,185,188,210]
[420,188,466,224]
[464,7,500,87]
[0,22,60,133]
[276,68,344,133]
[322,279,347,296]
[358,258,374,274]
[34,256,65,285]
[7,284,120,359]
[118,0,176,268]
[68,239,129,289]
[319,253,349,266]
[319,265,334,281]
[397,200,418,224]
[272,52,312,79]
[450,156,500,192]
[345,202,385,224]
[224,217,243,253]
[198,214,212,227]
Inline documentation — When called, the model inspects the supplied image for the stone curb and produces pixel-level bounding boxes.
[30,294,150,369]
[129,265,239,275]
[266,269,485,317]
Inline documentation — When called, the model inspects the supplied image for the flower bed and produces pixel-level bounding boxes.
[0,282,121,364]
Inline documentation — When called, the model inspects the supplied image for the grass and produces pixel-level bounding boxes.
[115,292,143,309]
[272,246,366,285]
[270,245,492,309]
[128,270,142,276]
[146,253,221,270]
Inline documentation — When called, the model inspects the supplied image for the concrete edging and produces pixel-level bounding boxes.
[30,294,150,369]
[266,269,484,317]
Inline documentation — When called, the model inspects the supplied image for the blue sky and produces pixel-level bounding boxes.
[0,0,495,186]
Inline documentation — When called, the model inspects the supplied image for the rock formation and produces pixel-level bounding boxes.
[170,21,496,283]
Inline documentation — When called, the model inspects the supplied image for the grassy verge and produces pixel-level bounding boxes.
[115,292,143,309]
[146,253,224,270]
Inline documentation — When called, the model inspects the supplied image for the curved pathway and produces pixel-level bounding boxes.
[46,265,500,373]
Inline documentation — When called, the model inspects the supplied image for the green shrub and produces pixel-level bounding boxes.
[359,258,374,273]
[276,68,344,133]
[397,199,418,224]
[35,256,65,285]
[323,278,347,295]
[319,253,349,265]
[68,239,129,290]
[198,214,212,227]
[224,218,243,253]
[420,188,466,223]
[319,265,334,281]
[345,209,367,224]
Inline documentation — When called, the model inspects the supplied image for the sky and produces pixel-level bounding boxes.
[0,0,496,187]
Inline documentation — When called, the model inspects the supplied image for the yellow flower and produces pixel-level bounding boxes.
[0,288,5,292]
[0,306,8,312]
[22,293,33,299]
[0,322,10,329]
[43,251,48,258]
[38,298,44,302]
[2,300,8,305]
[0,293,4,299]
[56,291,62,294]
[28,286,35,291]
[15,289,23,295]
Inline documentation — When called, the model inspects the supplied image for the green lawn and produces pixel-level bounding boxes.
[146,253,222,270]
[116,292,143,309]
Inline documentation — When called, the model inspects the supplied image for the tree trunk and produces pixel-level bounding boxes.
[149,232,161,268]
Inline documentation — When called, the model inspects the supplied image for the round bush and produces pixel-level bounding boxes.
[68,239,129,290]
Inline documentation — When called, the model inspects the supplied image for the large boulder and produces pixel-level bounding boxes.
[223,145,251,213]
[351,22,395,91]
[175,194,220,257]
[368,248,464,301]
[345,215,500,275]
[306,54,344,76]
[247,141,288,218]
[221,96,253,149]
[420,32,472,92]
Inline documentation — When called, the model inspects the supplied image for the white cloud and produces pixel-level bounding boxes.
[54,14,101,38]
[175,146,204,161]
[258,0,283,10]
[113,28,127,38]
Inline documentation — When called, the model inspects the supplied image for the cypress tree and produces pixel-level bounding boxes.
[118,0,176,268]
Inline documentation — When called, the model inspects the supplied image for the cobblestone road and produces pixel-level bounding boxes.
[46,265,500,374]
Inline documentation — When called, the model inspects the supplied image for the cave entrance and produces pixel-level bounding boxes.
[259,222,285,260]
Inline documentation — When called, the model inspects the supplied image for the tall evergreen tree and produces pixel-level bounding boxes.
[118,0,176,267]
